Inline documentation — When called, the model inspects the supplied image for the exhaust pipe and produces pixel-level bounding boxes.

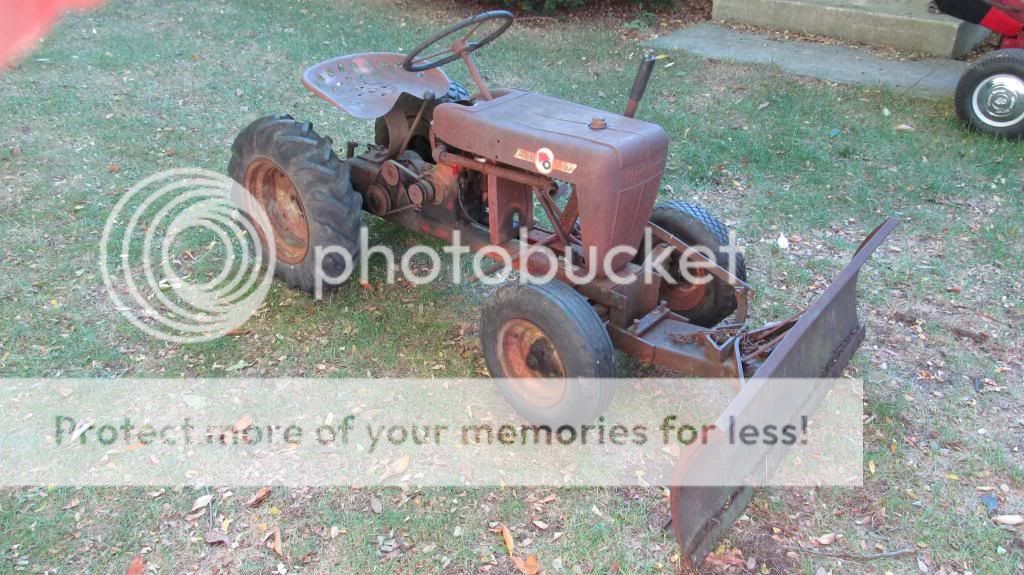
[623,55,657,118]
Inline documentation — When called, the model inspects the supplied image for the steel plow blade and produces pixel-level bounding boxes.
[669,217,899,571]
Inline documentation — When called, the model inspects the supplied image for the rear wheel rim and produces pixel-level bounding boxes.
[972,73,1024,129]
[244,159,309,265]
[496,319,567,408]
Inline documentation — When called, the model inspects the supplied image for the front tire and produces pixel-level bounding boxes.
[641,201,746,327]
[229,115,363,293]
[480,281,616,426]
[955,49,1024,139]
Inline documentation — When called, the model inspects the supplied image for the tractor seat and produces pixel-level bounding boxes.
[302,52,452,120]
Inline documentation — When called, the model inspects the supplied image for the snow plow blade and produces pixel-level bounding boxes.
[669,217,899,571]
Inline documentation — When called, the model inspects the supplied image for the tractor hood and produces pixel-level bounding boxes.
[433,89,670,274]
[432,89,669,177]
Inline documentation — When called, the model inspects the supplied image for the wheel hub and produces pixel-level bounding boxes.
[973,73,1024,128]
[244,159,309,265]
[657,249,709,313]
[496,319,567,408]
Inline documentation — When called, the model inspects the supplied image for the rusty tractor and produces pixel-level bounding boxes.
[228,11,896,570]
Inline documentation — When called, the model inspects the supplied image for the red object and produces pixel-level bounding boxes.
[987,0,1024,22]
[993,0,1024,50]
[0,0,104,68]
[1002,33,1024,48]
[981,6,1024,36]
[125,555,144,575]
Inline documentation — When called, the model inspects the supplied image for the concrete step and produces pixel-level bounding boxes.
[712,0,992,58]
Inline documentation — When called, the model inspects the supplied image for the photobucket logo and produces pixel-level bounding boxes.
[100,169,275,343]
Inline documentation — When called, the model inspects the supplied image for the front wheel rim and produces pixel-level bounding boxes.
[496,319,567,408]
[656,247,709,312]
[972,73,1024,129]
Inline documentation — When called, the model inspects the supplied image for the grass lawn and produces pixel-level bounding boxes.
[1,0,1022,573]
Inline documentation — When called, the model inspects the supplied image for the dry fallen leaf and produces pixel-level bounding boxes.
[815,533,837,546]
[246,487,272,508]
[190,494,214,513]
[370,496,383,514]
[532,520,549,530]
[70,419,94,442]
[266,527,283,556]
[381,454,410,480]
[184,510,206,522]
[493,523,515,557]
[225,359,251,372]
[705,549,745,567]
[512,554,541,575]
[894,124,916,132]
[205,530,232,546]
[993,514,1023,526]
[232,415,253,433]
[330,525,341,540]
[126,555,144,575]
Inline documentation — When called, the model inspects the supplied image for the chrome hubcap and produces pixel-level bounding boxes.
[973,73,1024,128]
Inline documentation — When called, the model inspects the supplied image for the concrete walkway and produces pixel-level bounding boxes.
[712,0,990,58]
[647,23,968,97]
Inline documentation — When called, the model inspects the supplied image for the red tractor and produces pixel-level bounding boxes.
[229,11,895,570]
[954,0,1024,137]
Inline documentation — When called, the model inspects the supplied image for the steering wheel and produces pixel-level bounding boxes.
[403,11,514,73]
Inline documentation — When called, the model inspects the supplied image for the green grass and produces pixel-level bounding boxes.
[1,0,1023,573]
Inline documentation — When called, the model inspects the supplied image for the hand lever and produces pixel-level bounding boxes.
[398,91,436,156]
[624,55,657,118]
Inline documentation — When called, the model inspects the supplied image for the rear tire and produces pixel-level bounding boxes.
[642,201,746,328]
[480,281,616,426]
[955,49,1024,139]
[229,114,363,294]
